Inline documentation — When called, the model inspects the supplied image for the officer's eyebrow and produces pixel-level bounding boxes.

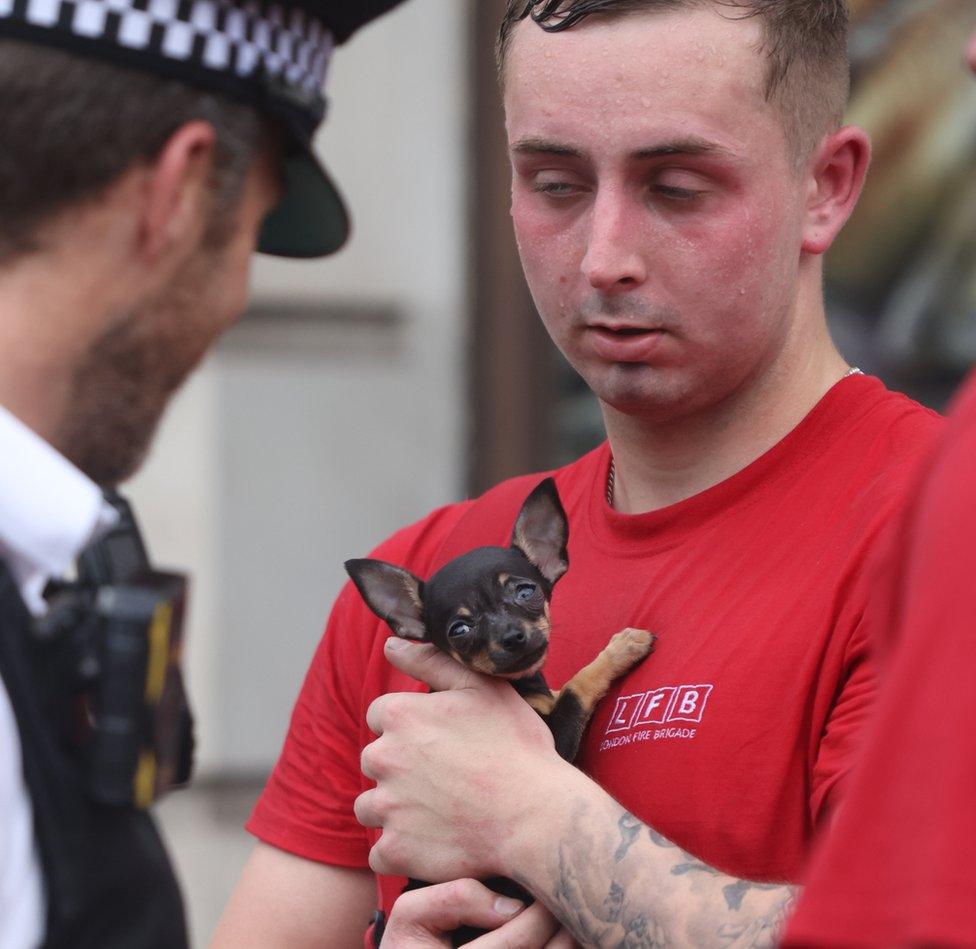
[510,136,737,161]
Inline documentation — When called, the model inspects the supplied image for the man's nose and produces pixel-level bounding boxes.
[581,188,648,293]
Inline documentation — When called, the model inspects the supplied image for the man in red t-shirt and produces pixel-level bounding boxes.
[781,30,976,949]
[216,3,944,946]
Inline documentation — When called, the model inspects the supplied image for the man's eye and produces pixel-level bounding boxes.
[531,179,582,197]
[448,620,472,638]
[656,185,704,201]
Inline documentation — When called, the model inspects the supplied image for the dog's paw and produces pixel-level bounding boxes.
[605,627,656,672]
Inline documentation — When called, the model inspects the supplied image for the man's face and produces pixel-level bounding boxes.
[504,7,813,422]
[59,147,280,485]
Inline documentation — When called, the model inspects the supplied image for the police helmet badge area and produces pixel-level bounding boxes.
[0,0,408,257]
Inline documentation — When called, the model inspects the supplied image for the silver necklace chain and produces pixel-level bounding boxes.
[605,367,863,508]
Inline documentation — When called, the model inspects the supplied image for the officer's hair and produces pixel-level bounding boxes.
[0,39,272,264]
[496,0,850,167]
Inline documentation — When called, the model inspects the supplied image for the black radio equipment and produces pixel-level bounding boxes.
[34,491,195,808]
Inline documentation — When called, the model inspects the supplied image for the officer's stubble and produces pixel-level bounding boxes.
[57,237,229,487]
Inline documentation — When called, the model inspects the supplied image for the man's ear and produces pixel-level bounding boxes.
[344,559,427,640]
[510,478,569,586]
[139,120,217,263]
[801,125,872,256]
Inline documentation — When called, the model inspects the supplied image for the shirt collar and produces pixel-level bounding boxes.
[0,404,118,615]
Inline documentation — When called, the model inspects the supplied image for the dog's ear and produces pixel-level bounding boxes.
[344,559,427,640]
[510,478,569,586]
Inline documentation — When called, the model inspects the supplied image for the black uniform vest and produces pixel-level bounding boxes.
[0,559,188,948]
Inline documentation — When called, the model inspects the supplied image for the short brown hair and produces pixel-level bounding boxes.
[497,0,851,165]
[0,38,273,264]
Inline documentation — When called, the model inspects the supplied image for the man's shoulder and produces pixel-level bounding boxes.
[847,377,944,469]
[819,379,944,525]
[856,377,943,439]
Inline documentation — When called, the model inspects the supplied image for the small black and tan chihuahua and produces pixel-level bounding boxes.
[345,477,654,945]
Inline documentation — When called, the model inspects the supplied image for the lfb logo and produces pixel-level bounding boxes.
[606,684,714,735]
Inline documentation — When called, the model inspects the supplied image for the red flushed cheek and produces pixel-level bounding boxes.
[690,201,788,287]
[648,215,768,297]
[512,190,584,245]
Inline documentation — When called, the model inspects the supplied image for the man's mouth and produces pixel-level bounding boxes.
[584,323,671,362]
[591,325,665,337]
[590,319,664,332]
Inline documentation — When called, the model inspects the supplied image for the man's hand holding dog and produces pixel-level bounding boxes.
[379,881,578,948]
[355,636,574,883]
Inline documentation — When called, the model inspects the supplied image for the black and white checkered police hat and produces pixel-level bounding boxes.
[0,0,408,257]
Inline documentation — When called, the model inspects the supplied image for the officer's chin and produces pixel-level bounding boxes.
[59,401,164,488]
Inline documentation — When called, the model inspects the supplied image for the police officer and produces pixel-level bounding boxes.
[0,1,407,945]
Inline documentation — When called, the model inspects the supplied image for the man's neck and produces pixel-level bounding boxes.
[604,314,850,515]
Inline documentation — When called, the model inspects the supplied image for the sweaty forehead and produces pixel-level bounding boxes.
[503,5,772,153]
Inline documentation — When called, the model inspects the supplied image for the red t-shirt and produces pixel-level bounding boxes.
[248,375,941,925]
[782,371,976,948]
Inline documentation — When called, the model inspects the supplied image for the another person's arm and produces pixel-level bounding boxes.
[212,842,375,947]
[782,380,976,947]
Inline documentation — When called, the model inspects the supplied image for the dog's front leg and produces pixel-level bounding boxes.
[544,627,655,762]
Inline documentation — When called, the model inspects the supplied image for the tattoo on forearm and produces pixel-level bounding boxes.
[647,826,675,850]
[716,888,797,946]
[672,861,721,878]
[540,806,797,949]
[615,812,643,861]
[604,881,625,922]
[551,848,608,946]
[720,880,783,912]
[622,912,667,948]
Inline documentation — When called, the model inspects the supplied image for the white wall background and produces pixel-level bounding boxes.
[128,0,469,778]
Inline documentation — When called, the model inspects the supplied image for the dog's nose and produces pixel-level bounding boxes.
[500,629,527,652]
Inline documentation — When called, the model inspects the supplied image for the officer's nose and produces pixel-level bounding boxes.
[581,188,648,293]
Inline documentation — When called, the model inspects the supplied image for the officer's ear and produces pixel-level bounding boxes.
[139,120,217,263]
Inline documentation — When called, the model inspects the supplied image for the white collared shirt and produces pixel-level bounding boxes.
[0,404,118,949]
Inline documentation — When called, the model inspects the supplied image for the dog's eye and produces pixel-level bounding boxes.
[515,583,540,605]
[448,620,472,638]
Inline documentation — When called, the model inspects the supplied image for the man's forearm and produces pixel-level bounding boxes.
[504,768,797,948]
